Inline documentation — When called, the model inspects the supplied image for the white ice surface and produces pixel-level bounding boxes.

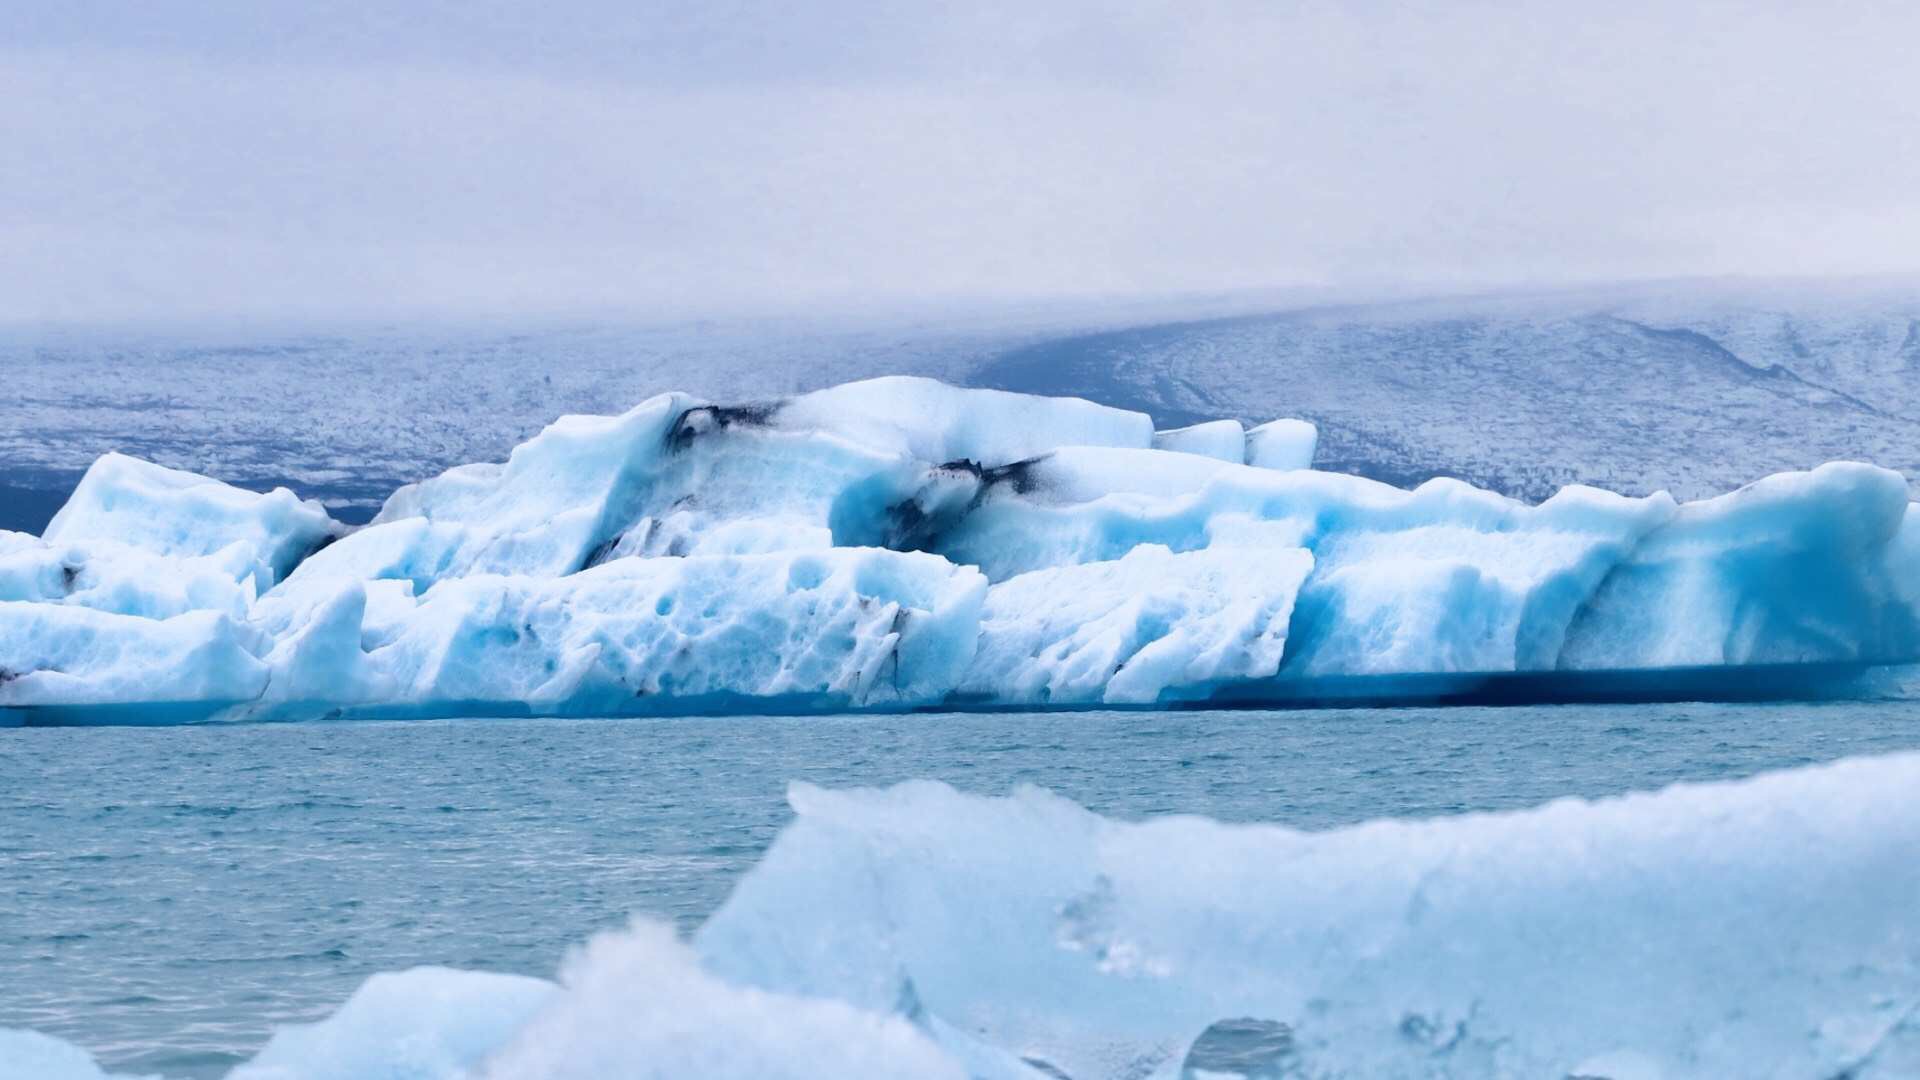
[41,453,337,591]
[226,968,556,1080]
[356,378,1153,579]
[0,538,256,620]
[1152,420,1245,463]
[1016,447,1240,503]
[698,756,1920,1079]
[370,394,693,578]
[233,549,988,718]
[480,920,974,1080]
[1244,417,1317,471]
[775,376,1153,466]
[364,549,985,714]
[0,605,267,708]
[964,544,1312,705]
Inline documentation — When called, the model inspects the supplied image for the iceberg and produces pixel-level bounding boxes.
[3,376,1918,721]
[9,752,1920,1079]
[696,755,1920,1079]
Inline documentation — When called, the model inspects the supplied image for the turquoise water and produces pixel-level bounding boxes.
[6,701,1920,1077]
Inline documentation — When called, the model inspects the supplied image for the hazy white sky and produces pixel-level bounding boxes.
[4,1,1918,321]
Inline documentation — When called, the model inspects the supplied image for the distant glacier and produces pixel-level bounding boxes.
[4,375,1917,722]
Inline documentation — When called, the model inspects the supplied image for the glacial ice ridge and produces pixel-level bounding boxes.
[4,375,1918,721]
[10,751,1920,1078]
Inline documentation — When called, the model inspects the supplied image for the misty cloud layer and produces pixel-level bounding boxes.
[5,1,1918,321]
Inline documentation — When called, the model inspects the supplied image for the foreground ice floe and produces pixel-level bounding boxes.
[4,376,1919,720]
[702,758,1920,1079]
[10,752,1920,1079]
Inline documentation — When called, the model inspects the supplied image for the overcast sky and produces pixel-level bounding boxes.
[4,1,1918,322]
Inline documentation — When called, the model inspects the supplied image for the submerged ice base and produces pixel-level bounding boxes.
[4,376,1919,720]
[9,751,1920,1079]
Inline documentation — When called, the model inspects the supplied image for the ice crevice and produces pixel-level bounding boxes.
[4,376,1919,722]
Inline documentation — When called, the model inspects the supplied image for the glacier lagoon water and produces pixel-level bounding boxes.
[6,700,1920,1077]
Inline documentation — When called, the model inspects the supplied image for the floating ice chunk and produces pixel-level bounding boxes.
[1153,420,1246,463]
[40,454,338,590]
[228,968,556,1080]
[1243,418,1316,471]
[775,376,1154,466]
[700,754,1920,1080]
[481,919,970,1080]
[0,604,267,709]
[372,394,694,577]
[964,545,1312,705]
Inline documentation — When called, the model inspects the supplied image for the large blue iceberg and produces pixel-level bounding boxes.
[4,376,1918,721]
[9,751,1920,1077]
